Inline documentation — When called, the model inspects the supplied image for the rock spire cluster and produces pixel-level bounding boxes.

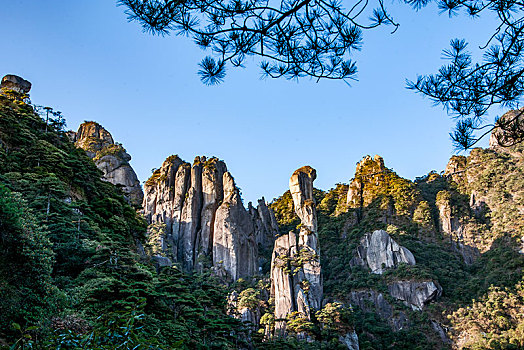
[270,166,323,335]
[142,155,276,281]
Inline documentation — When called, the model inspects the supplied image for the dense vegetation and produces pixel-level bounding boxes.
[1,89,523,349]
[270,151,524,349]
[0,94,251,349]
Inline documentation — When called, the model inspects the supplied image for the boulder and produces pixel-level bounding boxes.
[387,281,442,310]
[0,74,31,94]
[350,230,415,274]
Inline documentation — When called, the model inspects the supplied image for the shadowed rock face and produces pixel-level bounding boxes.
[271,166,323,335]
[489,108,524,152]
[349,290,408,332]
[143,155,261,281]
[1,75,31,94]
[73,121,143,206]
[213,171,258,280]
[248,197,279,250]
[350,230,415,274]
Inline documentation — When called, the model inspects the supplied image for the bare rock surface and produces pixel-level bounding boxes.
[350,230,415,274]
[271,166,323,335]
[249,198,279,249]
[213,171,258,280]
[1,74,31,94]
[339,331,360,350]
[74,121,143,206]
[143,155,260,281]
[387,281,442,310]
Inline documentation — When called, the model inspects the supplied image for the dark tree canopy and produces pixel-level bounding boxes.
[119,0,524,149]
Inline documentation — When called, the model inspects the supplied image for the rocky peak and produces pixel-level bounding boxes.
[271,166,323,336]
[74,121,114,158]
[0,74,31,94]
[248,197,279,249]
[346,155,389,209]
[213,171,258,280]
[143,155,261,281]
[290,166,317,232]
[74,121,143,206]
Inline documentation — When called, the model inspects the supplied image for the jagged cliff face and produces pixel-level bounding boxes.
[249,197,279,249]
[271,166,323,335]
[72,122,144,206]
[143,155,270,281]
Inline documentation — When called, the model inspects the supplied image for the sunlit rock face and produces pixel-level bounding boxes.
[346,155,386,208]
[271,166,323,335]
[0,74,31,94]
[387,280,442,310]
[350,230,415,274]
[73,121,143,206]
[143,155,262,281]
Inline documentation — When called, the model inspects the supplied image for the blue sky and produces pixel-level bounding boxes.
[1,0,501,204]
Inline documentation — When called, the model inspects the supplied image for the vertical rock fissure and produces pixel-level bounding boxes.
[143,155,261,281]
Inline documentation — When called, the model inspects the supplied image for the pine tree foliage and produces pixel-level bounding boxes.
[119,0,398,84]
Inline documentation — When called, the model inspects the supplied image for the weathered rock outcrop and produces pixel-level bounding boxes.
[143,155,261,280]
[387,281,442,310]
[339,331,360,350]
[0,74,31,94]
[350,230,415,274]
[271,166,322,335]
[73,121,143,206]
